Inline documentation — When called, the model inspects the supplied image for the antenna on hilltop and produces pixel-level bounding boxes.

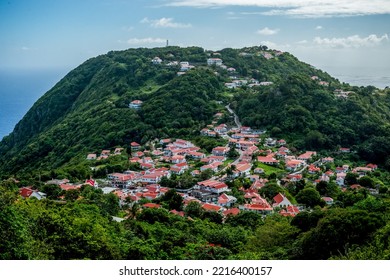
[166,40,169,47]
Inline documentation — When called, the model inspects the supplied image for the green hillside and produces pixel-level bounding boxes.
[0,46,389,179]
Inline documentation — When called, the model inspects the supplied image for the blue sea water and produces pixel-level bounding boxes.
[0,68,68,140]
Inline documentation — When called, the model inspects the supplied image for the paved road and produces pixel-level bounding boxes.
[226,104,242,128]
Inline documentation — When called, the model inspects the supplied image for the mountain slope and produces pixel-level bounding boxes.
[0,46,389,178]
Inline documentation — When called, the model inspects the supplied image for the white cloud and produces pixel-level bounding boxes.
[313,34,389,48]
[257,27,279,35]
[165,0,390,17]
[141,17,191,28]
[126,37,167,45]
[21,46,30,51]
[315,25,323,30]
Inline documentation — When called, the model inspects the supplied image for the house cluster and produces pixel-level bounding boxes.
[86,147,124,161]
[224,78,273,89]
[151,56,195,76]
[311,75,329,86]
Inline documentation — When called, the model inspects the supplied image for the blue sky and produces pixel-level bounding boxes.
[1,0,389,85]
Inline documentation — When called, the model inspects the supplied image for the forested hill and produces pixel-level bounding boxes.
[0,45,389,178]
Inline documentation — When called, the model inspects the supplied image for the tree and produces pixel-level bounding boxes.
[200,169,213,181]
[202,211,223,224]
[160,189,183,211]
[291,208,324,232]
[345,172,358,186]
[246,215,299,259]
[295,209,385,259]
[259,182,283,201]
[0,186,32,259]
[227,146,239,159]
[316,181,339,198]
[225,211,263,230]
[184,201,204,218]
[296,188,324,208]
[358,176,374,188]
[39,184,63,200]
[64,189,80,201]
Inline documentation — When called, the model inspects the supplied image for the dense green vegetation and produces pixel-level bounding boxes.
[1,183,390,260]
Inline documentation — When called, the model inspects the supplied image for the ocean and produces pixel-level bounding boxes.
[0,68,68,140]
[0,67,389,141]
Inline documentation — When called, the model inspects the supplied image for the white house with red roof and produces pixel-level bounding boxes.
[212,146,230,156]
[297,151,317,161]
[187,151,206,159]
[200,161,223,173]
[86,153,97,160]
[223,208,240,216]
[131,142,141,150]
[277,139,287,146]
[196,179,229,194]
[287,174,303,182]
[141,171,168,184]
[171,155,186,164]
[202,203,224,212]
[257,156,279,165]
[308,164,321,174]
[240,202,273,214]
[279,205,300,217]
[273,193,292,208]
[237,140,255,150]
[322,197,334,205]
[172,139,194,149]
[170,162,189,175]
[217,193,237,207]
[233,163,252,178]
[285,159,305,171]
[129,100,143,109]
[19,187,46,200]
[214,124,228,134]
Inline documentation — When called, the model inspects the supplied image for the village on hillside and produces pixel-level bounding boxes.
[19,53,375,221]
[20,108,378,221]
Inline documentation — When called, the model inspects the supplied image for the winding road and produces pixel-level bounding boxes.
[226,104,242,128]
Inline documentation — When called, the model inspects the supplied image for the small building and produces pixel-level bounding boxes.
[131,142,141,150]
[207,58,223,66]
[151,57,162,64]
[86,153,97,160]
[273,193,292,208]
[129,100,143,109]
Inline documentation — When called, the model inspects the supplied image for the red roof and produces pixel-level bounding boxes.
[223,208,240,216]
[143,203,160,209]
[170,210,185,217]
[244,203,272,211]
[198,179,228,190]
[273,193,285,204]
[19,187,34,198]
[202,203,222,212]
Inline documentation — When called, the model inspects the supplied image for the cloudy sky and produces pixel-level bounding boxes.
[1,0,389,85]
